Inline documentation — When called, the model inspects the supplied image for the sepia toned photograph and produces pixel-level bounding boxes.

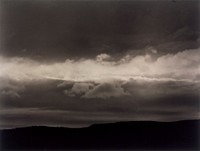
[0,0,199,150]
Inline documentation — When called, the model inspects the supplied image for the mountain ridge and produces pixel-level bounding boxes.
[0,120,199,150]
[1,119,199,130]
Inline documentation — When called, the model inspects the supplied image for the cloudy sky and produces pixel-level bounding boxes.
[0,0,199,129]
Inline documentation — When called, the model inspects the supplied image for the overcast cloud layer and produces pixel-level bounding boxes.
[0,0,199,60]
[0,0,199,129]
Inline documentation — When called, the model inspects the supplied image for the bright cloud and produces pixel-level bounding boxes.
[1,90,21,99]
[0,48,200,82]
[96,53,112,62]
[64,82,95,96]
[0,78,25,99]
[83,82,129,99]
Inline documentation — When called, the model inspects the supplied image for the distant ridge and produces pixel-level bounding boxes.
[0,120,199,150]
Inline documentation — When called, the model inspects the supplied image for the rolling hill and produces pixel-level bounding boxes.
[0,120,199,150]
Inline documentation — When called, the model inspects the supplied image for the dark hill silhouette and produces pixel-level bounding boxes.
[0,120,199,150]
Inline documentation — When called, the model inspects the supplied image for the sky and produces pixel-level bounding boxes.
[0,0,199,129]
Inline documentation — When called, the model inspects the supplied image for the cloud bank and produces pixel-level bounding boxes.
[0,78,199,129]
[0,47,200,128]
[0,47,200,82]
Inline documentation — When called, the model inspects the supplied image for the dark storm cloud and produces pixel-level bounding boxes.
[0,0,199,61]
[0,78,199,128]
[1,106,199,129]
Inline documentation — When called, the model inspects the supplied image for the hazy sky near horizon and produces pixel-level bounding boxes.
[0,0,199,129]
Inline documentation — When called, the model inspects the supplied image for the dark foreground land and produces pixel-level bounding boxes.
[0,120,199,150]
